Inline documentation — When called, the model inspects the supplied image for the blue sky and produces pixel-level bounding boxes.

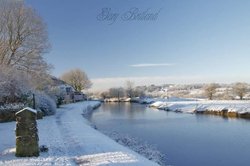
[25,0,250,90]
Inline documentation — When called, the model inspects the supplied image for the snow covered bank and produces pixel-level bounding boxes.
[82,101,101,117]
[149,100,250,118]
[103,131,166,165]
[0,101,159,166]
[104,98,131,102]
[137,97,198,105]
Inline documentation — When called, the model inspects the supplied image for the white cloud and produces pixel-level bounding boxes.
[130,63,175,67]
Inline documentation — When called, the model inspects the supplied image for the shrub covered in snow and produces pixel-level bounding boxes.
[0,103,25,111]
[34,91,56,116]
[45,86,66,108]
[0,103,25,122]
[0,67,59,119]
[0,102,44,122]
[0,67,32,104]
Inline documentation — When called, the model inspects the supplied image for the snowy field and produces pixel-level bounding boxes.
[0,101,159,166]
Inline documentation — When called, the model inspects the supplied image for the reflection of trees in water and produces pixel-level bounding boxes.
[195,113,231,123]
[118,103,147,119]
[195,113,250,124]
[101,103,147,119]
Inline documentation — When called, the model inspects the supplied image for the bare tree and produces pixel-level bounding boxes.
[0,0,51,88]
[133,86,145,97]
[100,91,109,99]
[233,82,248,100]
[203,83,218,100]
[108,87,125,99]
[61,68,92,91]
[125,80,135,98]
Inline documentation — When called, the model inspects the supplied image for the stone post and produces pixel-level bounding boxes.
[15,107,39,157]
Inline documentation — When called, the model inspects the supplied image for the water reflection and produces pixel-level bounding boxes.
[100,102,146,119]
[195,113,250,124]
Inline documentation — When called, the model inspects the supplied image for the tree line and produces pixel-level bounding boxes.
[95,82,249,100]
[99,81,146,99]
[204,82,248,100]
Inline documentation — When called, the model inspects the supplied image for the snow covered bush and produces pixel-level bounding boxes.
[0,67,32,104]
[34,91,56,116]
[46,86,66,108]
[0,103,25,122]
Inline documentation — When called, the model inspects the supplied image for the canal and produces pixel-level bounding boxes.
[87,102,250,166]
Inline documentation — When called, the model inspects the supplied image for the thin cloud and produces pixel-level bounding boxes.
[130,63,175,67]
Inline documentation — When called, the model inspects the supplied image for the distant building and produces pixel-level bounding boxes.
[50,76,86,103]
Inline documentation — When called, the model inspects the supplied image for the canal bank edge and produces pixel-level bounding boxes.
[148,100,250,119]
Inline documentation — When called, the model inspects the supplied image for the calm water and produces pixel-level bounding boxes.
[88,102,250,166]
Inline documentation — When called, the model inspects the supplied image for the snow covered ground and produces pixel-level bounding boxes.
[149,100,250,115]
[0,101,159,166]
